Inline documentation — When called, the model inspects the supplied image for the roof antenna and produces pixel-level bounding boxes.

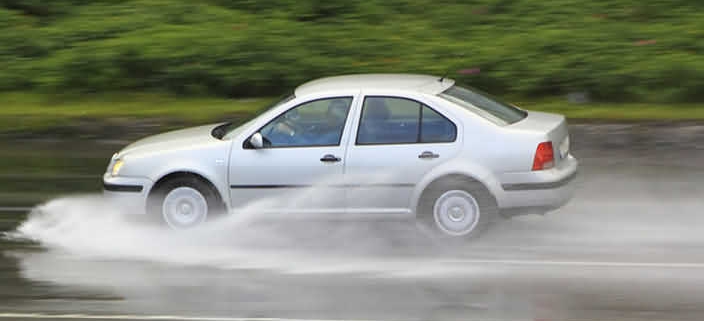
[439,54,466,82]
[439,67,452,82]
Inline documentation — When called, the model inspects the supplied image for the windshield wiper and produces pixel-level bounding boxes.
[211,122,232,139]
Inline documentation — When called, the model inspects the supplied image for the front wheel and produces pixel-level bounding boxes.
[147,176,224,229]
[417,178,497,239]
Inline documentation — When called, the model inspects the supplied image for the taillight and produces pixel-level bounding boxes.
[532,142,554,171]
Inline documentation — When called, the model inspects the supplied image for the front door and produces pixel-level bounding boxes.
[229,96,355,213]
[344,95,461,214]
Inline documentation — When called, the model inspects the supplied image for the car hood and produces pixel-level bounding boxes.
[118,123,223,158]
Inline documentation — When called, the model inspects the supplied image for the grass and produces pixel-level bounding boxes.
[3,92,704,134]
[520,100,704,121]
[1,92,275,133]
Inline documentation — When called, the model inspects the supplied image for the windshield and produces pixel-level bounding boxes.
[218,93,295,139]
[438,85,527,125]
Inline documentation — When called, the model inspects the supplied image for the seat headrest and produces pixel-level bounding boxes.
[364,98,390,121]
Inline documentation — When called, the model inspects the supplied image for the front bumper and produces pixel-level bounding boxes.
[102,173,154,215]
[495,154,578,215]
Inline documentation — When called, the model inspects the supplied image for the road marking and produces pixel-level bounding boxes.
[0,314,530,321]
[0,314,387,321]
[443,258,704,269]
[0,207,32,212]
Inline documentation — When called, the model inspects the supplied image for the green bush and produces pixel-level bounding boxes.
[1,0,703,102]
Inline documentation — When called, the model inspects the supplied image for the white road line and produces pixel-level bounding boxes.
[0,314,403,321]
[443,258,704,269]
[0,314,526,321]
[0,207,32,212]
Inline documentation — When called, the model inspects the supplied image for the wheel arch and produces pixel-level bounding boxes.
[411,165,502,215]
[149,171,226,209]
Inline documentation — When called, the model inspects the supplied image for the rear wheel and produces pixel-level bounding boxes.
[148,176,224,229]
[417,177,497,239]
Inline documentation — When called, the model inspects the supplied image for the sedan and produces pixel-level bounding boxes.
[104,74,577,238]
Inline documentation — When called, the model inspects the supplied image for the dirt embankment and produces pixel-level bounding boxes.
[569,122,704,168]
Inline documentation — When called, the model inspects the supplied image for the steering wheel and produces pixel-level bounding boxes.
[279,118,304,137]
[262,117,304,146]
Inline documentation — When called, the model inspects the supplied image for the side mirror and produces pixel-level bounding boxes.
[249,132,264,149]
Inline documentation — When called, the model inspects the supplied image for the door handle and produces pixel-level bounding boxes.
[320,154,342,162]
[418,151,440,159]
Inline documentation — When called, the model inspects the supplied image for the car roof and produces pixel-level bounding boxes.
[294,74,455,97]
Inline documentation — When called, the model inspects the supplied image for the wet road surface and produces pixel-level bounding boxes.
[1,143,704,321]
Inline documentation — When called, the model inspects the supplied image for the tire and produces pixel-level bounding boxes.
[147,176,225,229]
[417,176,497,240]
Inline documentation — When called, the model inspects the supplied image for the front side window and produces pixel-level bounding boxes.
[439,85,527,125]
[259,97,352,147]
[357,96,456,145]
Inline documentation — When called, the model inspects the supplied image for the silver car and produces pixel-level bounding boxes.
[104,74,577,238]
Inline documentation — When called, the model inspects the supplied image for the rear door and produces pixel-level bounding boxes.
[343,94,462,215]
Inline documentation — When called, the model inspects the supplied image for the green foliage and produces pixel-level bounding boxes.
[0,0,703,102]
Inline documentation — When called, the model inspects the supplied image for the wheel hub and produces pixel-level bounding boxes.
[162,187,208,229]
[433,190,480,236]
[178,202,193,215]
[448,206,465,222]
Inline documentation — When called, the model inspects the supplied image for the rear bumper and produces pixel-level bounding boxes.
[102,173,153,215]
[501,170,576,191]
[495,154,578,215]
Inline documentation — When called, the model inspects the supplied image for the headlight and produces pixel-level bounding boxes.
[111,159,124,176]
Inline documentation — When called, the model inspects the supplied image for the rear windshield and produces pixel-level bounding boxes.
[438,85,527,125]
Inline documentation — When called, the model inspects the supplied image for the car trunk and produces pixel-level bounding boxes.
[510,111,570,164]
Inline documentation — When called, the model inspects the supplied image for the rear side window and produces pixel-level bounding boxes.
[357,96,456,145]
[439,85,527,125]
[421,106,456,143]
